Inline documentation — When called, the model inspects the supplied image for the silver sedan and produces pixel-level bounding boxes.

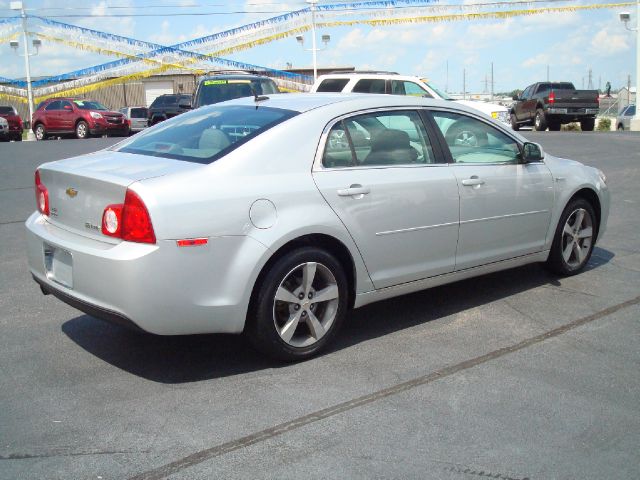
[25,94,610,361]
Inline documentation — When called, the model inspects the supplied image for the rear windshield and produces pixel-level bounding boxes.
[114,105,297,164]
[74,100,108,110]
[130,107,148,118]
[195,78,279,107]
[0,106,16,114]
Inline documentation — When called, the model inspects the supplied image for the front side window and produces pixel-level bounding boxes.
[114,105,297,164]
[390,81,432,98]
[60,101,73,110]
[431,111,520,164]
[323,110,435,168]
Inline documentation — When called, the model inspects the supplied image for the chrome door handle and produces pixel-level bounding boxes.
[461,177,485,186]
[337,185,370,197]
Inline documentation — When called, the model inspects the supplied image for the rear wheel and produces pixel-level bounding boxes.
[247,247,349,362]
[533,109,547,131]
[34,124,46,141]
[546,198,597,276]
[580,118,595,131]
[75,121,90,139]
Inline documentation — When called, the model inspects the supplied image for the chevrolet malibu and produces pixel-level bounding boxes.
[26,94,609,361]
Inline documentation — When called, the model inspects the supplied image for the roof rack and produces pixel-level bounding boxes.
[204,69,265,76]
[328,70,400,75]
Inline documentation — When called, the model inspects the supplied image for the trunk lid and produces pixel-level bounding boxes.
[37,150,201,240]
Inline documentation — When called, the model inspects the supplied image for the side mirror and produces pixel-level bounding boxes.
[63,105,72,110]
[521,142,544,163]
[512,94,520,101]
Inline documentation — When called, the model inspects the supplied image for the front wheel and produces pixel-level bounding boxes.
[247,247,349,361]
[75,121,90,139]
[546,198,597,276]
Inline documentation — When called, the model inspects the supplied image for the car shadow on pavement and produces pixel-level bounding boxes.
[61,247,614,384]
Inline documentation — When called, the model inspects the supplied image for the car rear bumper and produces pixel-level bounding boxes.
[25,212,268,335]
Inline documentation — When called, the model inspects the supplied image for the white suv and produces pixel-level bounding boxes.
[311,71,510,127]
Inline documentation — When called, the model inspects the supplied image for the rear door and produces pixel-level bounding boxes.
[59,100,75,132]
[43,100,62,131]
[428,109,554,270]
[312,109,460,289]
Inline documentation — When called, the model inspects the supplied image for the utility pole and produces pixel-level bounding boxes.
[546,65,549,82]
[587,68,593,89]
[463,69,466,100]
[490,62,494,101]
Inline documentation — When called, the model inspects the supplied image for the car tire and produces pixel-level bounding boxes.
[14,134,22,141]
[580,119,595,131]
[546,198,597,276]
[510,113,519,131]
[445,121,488,147]
[34,124,46,141]
[533,109,547,131]
[247,247,349,362]
[75,121,90,139]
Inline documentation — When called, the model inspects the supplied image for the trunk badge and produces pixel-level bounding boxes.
[65,187,78,198]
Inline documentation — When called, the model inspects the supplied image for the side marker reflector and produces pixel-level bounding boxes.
[176,238,209,247]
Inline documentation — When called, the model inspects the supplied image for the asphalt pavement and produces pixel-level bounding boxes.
[0,132,639,480]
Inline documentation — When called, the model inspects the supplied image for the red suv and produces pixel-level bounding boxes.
[0,105,23,141]
[32,98,128,140]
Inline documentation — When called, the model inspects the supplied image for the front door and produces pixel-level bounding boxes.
[313,109,460,289]
[429,110,554,271]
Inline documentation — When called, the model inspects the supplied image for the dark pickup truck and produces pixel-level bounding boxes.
[510,82,600,131]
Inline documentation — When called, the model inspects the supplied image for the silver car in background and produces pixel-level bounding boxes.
[119,106,149,134]
[616,104,636,131]
[25,94,609,361]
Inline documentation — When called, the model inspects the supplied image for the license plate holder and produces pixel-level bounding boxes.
[44,243,73,289]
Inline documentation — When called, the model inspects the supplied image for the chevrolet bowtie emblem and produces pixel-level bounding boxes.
[65,187,78,198]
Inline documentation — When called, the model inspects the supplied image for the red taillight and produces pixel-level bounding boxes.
[34,170,49,216]
[549,91,555,104]
[101,189,155,244]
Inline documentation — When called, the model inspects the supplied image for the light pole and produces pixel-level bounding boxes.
[296,0,330,81]
[619,1,640,131]
[9,1,38,141]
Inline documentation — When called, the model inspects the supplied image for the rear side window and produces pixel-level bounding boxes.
[316,78,349,92]
[353,79,386,94]
[45,101,62,111]
[0,106,16,114]
[115,105,297,164]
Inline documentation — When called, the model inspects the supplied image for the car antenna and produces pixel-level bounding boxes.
[249,84,269,104]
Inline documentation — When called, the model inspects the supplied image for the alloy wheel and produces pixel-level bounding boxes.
[272,261,339,348]
[561,208,593,269]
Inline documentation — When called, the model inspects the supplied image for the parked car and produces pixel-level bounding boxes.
[0,105,23,141]
[510,82,600,131]
[147,94,192,126]
[616,104,636,131]
[119,106,149,134]
[192,73,279,109]
[311,71,511,128]
[26,94,609,361]
[32,98,128,140]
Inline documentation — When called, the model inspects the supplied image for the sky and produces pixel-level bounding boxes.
[0,0,637,94]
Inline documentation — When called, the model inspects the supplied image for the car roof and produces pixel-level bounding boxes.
[317,72,426,81]
[220,92,471,114]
